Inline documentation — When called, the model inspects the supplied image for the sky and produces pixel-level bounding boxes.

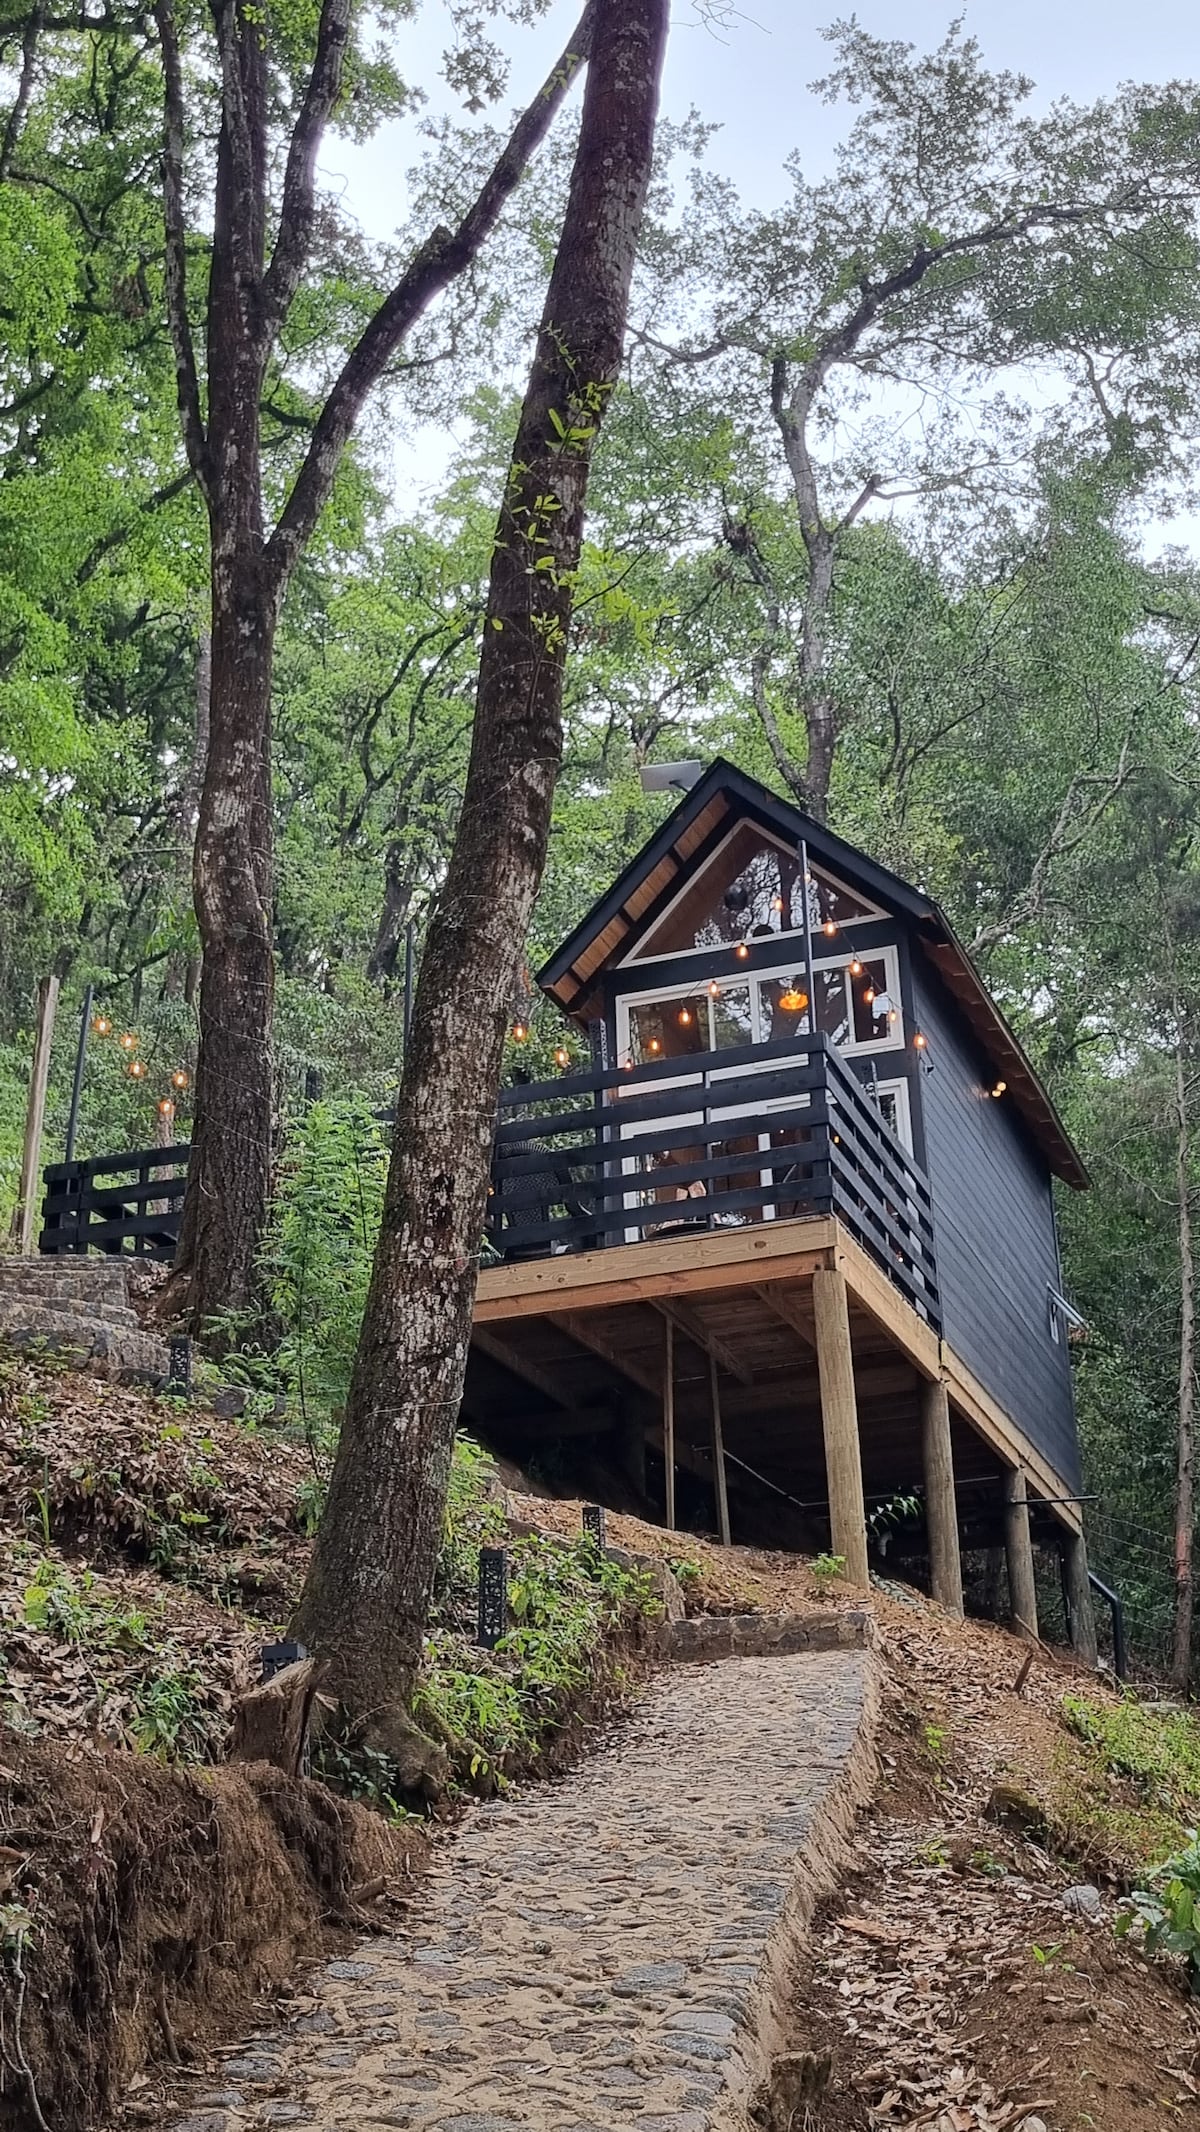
[329,0,1200,227]
[317,0,1200,524]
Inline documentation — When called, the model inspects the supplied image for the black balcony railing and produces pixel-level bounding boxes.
[38,1035,940,1329]
[487,1032,940,1328]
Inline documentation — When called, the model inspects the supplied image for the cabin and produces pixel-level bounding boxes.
[37,756,1097,1654]
[467,758,1097,1655]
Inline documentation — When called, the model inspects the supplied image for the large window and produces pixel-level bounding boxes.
[631,820,884,963]
[618,948,904,1065]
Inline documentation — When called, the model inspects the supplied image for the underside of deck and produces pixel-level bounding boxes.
[466,1214,1080,1560]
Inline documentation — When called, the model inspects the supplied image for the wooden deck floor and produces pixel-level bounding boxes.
[468,1214,1079,1543]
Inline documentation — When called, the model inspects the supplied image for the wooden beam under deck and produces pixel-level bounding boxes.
[474,1216,838,1320]
[471,1213,1081,1534]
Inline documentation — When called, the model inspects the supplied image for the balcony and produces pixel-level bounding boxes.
[487,1031,940,1331]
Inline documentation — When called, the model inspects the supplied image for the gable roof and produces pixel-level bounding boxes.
[537,758,1088,1190]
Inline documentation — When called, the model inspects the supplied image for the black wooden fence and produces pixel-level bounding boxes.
[40,1145,190,1260]
[40,1034,940,1327]
[487,1031,941,1328]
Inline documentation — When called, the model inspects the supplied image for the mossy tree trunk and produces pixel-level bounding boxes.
[291,0,670,1756]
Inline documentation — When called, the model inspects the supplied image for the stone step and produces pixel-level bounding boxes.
[0,1307,169,1380]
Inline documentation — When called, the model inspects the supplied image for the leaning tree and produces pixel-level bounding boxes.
[291,0,670,1760]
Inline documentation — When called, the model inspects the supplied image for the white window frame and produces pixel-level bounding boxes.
[619,820,888,970]
[614,947,906,1066]
[871,1076,914,1155]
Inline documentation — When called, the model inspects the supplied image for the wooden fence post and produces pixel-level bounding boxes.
[812,1265,869,1584]
[12,976,60,1256]
[920,1376,963,1617]
[1003,1466,1039,1641]
[663,1313,676,1531]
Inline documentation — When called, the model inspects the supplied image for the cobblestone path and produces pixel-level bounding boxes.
[177,1649,873,2132]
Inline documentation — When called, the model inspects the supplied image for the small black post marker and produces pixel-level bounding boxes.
[261,1639,308,1682]
[477,1546,508,1649]
[582,1503,607,1551]
[166,1334,192,1396]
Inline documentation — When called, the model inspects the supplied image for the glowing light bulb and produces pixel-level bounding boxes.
[863,986,875,1005]
[118,1031,138,1053]
[913,1030,928,1051]
[512,1020,528,1042]
[648,1037,661,1054]
[771,896,784,912]
[554,1045,570,1068]
[170,1068,190,1091]
[849,957,863,977]
[992,1079,1007,1098]
[822,919,838,938]
[678,1006,692,1027]
[735,942,750,960]
[708,981,721,999]
[128,1058,147,1080]
[779,986,809,1013]
[157,1097,175,1120]
[92,1014,112,1037]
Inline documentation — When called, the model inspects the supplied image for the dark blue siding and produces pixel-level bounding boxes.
[909,952,1081,1490]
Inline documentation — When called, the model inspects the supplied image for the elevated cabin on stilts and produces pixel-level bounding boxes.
[466,759,1097,1658]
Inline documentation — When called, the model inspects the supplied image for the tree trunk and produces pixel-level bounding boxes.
[291,0,669,1754]
[163,627,211,1002]
[1173,1003,1196,1690]
[171,557,278,1327]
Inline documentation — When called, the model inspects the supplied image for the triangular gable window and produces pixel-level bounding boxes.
[628,818,885,962]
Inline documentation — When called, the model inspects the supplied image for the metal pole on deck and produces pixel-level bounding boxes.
[797,837,817,1041]
[64,984,92,1166]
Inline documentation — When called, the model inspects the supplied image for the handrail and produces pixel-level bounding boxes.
[489,1032,940,1327]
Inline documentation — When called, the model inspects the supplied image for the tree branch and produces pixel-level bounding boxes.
[74,467,194,587]
[261,0,352,333]
[0,0,43,181]
[265,0,596,589]
[152,0,209,493]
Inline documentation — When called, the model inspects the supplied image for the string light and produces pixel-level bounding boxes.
[157,1097,175,1120]
[708,981,721,998]
[170,1068,190,1091]
[913,1030,928,1051]
[128,1058,147,1080]
[511,1020,528,1042]
[991,1079,1007,1098]
[554,1045,571,1069]
[735,942,750,960]
[863,985,876,1005]
[92,1014,112,1037]
[677,1006,693,1027]
[779,986,809,1013]
[849,957,863,977]
[822,919,838,938]
[648,1037,661,1054]
[118,1031,138,1054]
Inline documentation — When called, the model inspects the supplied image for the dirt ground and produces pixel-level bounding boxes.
[6,1355,1200,2132]
[785,1612,1200,2132]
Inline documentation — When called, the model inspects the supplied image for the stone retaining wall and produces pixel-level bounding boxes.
[0,1256,170,1380]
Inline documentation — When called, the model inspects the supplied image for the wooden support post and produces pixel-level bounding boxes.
[812,1265,869,1585]
[12,975,60,1256]
[663,1313,676,1531]
[1003,1466,1039,1641]
[1063,1525,1098,1666]
[617,1407,647,1503]
[920,1376,963,1617]
[708,1354,731,1546]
